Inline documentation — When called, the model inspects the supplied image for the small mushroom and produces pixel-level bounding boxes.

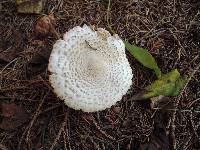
[48,25,133,112]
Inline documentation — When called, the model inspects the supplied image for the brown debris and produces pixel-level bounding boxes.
[150,96,172,109]
[0,0,199,149]
[0,49,18,63]
[0,103,29,130]
[34,14,59,38]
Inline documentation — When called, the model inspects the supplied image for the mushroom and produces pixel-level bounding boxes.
[48,25,133,112]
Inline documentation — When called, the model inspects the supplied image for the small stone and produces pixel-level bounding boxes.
[16,0,45,14]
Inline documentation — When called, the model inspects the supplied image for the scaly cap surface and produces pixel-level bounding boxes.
[48,25,133,112]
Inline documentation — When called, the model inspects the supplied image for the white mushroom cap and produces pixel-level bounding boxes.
[48,25,133,112]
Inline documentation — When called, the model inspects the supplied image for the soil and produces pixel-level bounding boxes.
[0,0,199,150]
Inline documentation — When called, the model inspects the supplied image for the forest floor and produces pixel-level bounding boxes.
[0,0,199,150]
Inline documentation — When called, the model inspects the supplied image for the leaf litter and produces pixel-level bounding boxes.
[0,0,199,149]
[0,103,29,130]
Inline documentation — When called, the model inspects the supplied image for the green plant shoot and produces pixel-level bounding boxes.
[131,69,186,100]
[124,40,162,79]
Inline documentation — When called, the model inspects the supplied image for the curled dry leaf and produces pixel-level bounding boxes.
[150,96,171,109]
[35,14,59,37]
[0,103,29,130]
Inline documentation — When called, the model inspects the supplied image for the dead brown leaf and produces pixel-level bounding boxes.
[34,14,59,38]
[0,49,18,62]
[0,103,29,130]
[150,96,172,109]
[139,110,170,150]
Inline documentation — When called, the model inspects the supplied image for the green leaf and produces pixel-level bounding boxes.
[172,77,187,96]
[145,69,180,93]
[131,69,186,100]
[124,40,161,78]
